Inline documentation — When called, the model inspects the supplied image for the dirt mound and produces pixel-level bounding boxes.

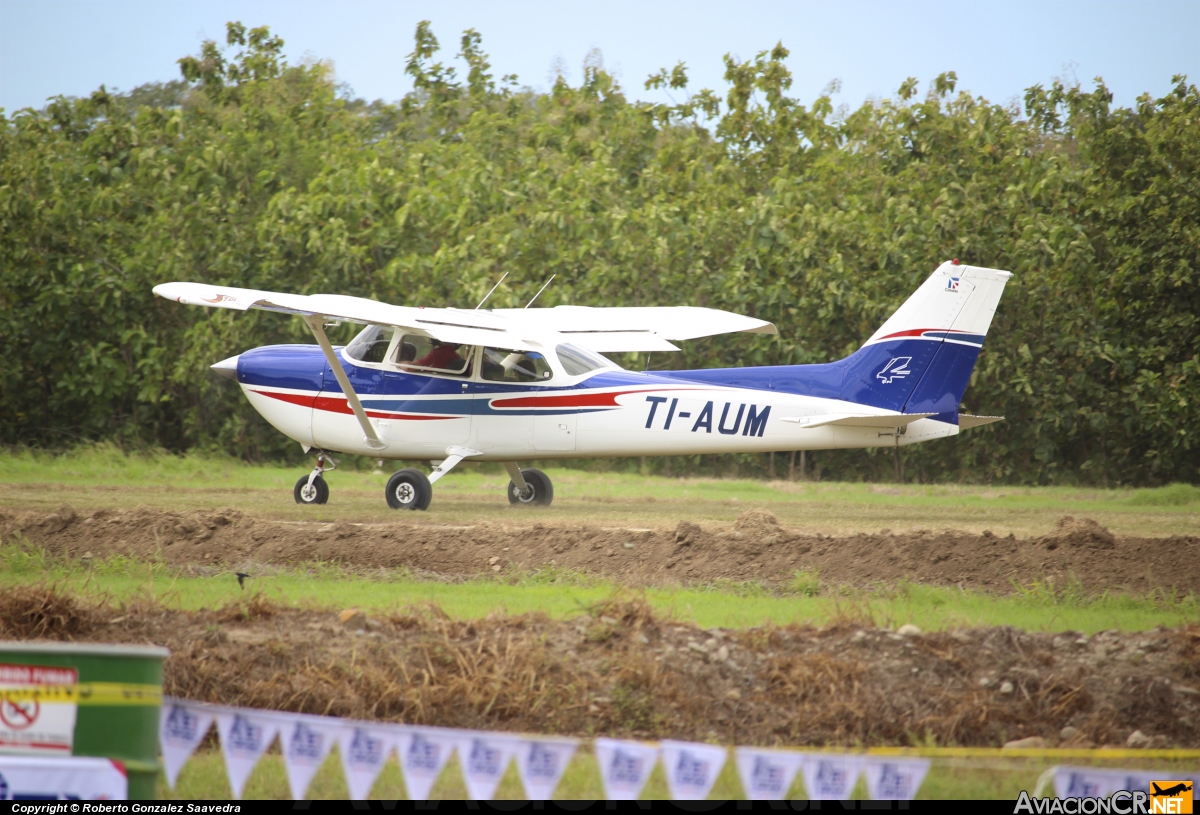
[4,506,1199,595]
[0,585,100,639]
[734,508,780,536]
[1043,516,1116,550]
[5,588,1197,748]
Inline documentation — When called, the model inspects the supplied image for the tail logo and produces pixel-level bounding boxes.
[946,277,960,291]
[876,357,912,384]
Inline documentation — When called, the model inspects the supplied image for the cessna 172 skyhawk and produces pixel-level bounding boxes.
[153,260,1010,510]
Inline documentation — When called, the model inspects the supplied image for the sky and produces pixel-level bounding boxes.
[2,0,1198,115]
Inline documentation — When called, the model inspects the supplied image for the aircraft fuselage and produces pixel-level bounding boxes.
[235,343,958,461]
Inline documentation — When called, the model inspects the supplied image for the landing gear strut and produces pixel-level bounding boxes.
[294,453,335,504]
[505,463,553,506]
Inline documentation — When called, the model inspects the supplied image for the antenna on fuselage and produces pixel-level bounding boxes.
[524,274,556,308]
[475,271,509,310]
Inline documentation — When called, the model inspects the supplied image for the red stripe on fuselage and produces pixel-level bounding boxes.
[250,389,457,420]
[489,388,690,409]
[876,328,972,340]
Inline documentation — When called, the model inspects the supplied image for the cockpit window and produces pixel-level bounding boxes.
[344,325,395,363]
[556,343,616,376]
[481,347,554,382]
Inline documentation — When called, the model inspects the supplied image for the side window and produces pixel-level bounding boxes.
[481,347,554,383]
[393,334,472,377]
[556,343,615,376]
[344,325,395,363]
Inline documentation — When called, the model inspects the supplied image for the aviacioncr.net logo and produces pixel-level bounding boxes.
[1015,790,1151,814]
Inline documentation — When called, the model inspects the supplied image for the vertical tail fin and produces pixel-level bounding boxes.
[838,261,1012,422]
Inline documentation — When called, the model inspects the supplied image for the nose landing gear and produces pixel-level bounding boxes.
[294,453,335,504]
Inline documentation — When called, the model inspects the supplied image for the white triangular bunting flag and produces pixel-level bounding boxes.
[661,740,727,800]
[216,710,280,799]
[800,754,862,800]
[734,747,805,800]
[515,737,578,800]
[337,725,395,800]
[159,702,214,789]
[396,728,456,800]
[281,717,339,800]
[454,733,520,800]
[864,758,930,800]
[594,738,659,801]
[1053,767,1154,799]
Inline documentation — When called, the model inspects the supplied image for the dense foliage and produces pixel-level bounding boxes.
[2,23,1197,484]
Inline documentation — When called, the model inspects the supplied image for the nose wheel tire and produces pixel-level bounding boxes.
[294,475,329,505]
[386,468,432,510]
[507,468,553,506]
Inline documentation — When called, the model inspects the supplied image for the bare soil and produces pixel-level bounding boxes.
[4,505,1200,594]
[1,587,1197,749]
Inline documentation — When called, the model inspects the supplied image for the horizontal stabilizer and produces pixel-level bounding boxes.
[781,412,936,429]
[958,414,1004,429]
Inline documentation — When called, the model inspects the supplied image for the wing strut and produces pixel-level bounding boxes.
[303,315,388,451]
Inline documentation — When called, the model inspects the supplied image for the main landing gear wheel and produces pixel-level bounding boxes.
[294,475,329,504]
[507,468,553,507]
[386,468,432,510]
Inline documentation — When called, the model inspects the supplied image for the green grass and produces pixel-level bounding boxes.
[160,746,1199,800]
[2,444,1199,537]
[3,546,1196,633]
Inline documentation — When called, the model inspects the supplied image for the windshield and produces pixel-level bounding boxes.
[344,325,395,363]
[556,343,617,376]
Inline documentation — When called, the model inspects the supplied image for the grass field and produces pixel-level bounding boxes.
[4,446,1199,632]
[3,445,1199,537]
[5,448,1200,799]
[2,544,1197,633]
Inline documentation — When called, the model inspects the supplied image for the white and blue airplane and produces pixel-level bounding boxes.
[153,260,1011,510]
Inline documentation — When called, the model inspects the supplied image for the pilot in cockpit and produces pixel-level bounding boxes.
[414,340,468,374]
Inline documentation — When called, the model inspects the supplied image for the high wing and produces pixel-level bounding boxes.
[153,283,546,351]
[152,283,777,353]
[490,305,778,351]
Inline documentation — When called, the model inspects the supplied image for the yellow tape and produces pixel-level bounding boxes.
[1,682,162,706]
[864,747,1200,760]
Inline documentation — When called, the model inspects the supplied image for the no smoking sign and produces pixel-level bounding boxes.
[0,697,40,730]
[0,663,78,754]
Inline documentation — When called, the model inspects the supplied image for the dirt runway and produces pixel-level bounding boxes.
[5,504,1199,594]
